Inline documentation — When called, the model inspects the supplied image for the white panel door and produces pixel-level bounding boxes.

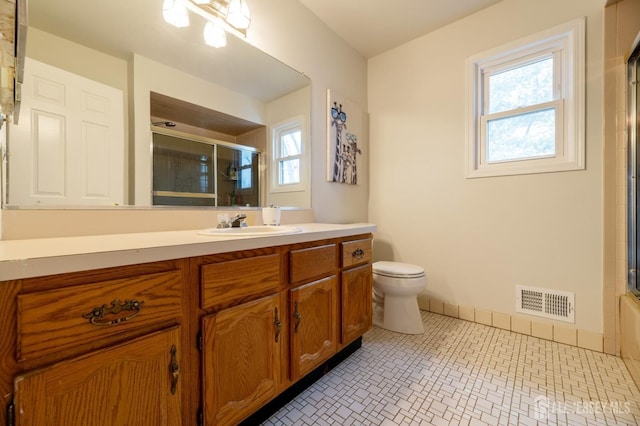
[8,58,124,206]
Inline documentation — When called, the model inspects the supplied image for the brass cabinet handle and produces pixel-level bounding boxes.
[352,248,365,259]
[169,345,179,395]
[293,301,302,333]
[82,299,145,326]
[274,307,282,343]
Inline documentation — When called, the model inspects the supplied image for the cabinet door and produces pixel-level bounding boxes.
[341,264,373,344]
[13,327,182,426]
[289,276,338,380]
[202,294,282,426]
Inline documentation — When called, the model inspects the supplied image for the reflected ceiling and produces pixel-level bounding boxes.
[29,0,309,102]
[151,92,264,136]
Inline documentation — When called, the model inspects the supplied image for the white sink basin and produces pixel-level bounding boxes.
[198,225,302,237]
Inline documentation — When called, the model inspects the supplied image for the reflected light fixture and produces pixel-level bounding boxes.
[162,0,251,48]
[162,0,189,28]
[226,0,251,30]
[203,19,227,48]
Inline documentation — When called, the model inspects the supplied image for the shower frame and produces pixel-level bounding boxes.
[627,32,640,297]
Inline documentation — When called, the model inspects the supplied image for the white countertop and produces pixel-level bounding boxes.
[0,223,377,281]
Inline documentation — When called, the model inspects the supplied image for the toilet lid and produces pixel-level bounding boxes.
[373,261,425,279]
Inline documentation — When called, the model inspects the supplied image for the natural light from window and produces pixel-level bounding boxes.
[279,128,301,185]
[466,18,585,178]
[271,117,306,194]
[486,58,557,162]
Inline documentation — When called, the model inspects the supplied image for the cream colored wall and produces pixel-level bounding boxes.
[266,86,312,209]
[368,0,605,333]
[246,0,369,224]
[26,27,128,91]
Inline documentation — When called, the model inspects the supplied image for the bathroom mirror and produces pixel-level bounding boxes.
[3,0,311,208]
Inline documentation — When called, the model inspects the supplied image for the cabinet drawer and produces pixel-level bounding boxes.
[341,238,372,268]
[201,253,281,309]
[289,244,336,284]
[17,270,183,362]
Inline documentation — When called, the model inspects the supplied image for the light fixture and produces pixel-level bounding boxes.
[204,19,227,48]
[162,0,189,28]
[226,0,251,30]
[162,0,251,48]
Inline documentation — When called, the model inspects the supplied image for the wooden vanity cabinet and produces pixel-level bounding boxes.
[199,237,370,425]
[341,264,373,345]
[199,250,284,426]
[201,294,283,426]
[13,327,183,426]
[1,233,373,426]
[289,276,339,380]
[3,260,187,426]
[340,238,373,346]
[288,244,339,381]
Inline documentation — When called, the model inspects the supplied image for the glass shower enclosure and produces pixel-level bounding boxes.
[152,131,260,207]
[627,33,640,295]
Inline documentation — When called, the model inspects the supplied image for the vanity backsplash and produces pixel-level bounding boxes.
[0,208,313,240]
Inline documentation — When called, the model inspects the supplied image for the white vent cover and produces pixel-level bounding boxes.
[515,285,575,323]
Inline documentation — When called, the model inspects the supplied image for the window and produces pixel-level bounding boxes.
[466,17,585,178]
[271,117,306,192]
[238,150,254,190]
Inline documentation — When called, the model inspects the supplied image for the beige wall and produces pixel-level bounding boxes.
[368,0,605,333]
[245,0,369,224]
[266,86,312,209]
[26,27,129,92]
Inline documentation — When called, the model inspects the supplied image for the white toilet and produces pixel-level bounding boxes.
[372,261,427,334]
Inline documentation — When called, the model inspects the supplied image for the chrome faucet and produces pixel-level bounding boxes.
[230,213,247,228]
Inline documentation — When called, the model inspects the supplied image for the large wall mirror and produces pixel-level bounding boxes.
[2,0,311,209]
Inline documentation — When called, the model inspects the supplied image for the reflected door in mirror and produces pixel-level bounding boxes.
[8,58,125,206]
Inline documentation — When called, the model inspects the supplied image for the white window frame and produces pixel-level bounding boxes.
[270,116,306,193]
[465,17,585,178]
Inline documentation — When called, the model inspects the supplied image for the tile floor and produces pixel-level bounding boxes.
[263,311,640,425]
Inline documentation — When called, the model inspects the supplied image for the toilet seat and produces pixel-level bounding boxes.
[373,261,425,279]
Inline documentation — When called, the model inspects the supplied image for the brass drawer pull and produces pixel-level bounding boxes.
[82,299,145,326]
[169,345,180,395]
[274,307,282,343]
[293,301,302,333]
[352,248,365,259]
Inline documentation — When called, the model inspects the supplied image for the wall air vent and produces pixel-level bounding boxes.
[515,285,574,323]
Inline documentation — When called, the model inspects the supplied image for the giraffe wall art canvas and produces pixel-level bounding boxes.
[326,89,363,184]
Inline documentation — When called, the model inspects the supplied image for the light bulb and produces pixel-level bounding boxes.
[226,0,251,30]
[162,0,189,28]
[204,19,227,48]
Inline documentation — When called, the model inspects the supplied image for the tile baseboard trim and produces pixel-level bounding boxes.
[418,295,605,353]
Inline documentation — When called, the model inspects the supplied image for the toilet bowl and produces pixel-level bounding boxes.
[372,261,426,334]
